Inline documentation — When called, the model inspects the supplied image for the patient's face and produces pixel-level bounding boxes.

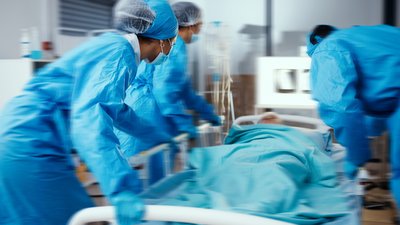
[258,115,283,124]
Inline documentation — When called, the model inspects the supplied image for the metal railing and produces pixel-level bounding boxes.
[68,205,295,225]
[128,122,223,189]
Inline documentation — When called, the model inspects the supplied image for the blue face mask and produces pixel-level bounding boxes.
[146,51,167,65]
[145,43,168,65]
[190,28,200,43]
[191,34,199,43]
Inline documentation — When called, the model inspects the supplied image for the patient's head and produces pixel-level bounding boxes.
[258,112,283,124]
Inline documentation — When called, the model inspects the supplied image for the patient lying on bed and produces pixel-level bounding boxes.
[257,112,283,124]
[155,113,350,225]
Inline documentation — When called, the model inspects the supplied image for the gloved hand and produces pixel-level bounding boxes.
[208,114,221,126]
[169,139,180,153]
[180,126,197,139]
[344,161,359,180]
[111,191,145,225]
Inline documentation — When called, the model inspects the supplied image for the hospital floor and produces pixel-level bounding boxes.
[362,188,398,225]
[363,208,396,225]
[362,158,398,225]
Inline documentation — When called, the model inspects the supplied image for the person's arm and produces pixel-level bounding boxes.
[152,56,197,136]
[311,49,371,167]
[114,102,171,144]
[113,60,170,144]
[181,79,220,125]
[71,53,168,198]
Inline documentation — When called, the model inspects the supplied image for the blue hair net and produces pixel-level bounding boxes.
[113,0,156,34]
[172,2,202,27]
[141,0,178,40]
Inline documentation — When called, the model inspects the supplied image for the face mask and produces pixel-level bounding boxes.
[145,42,168,65]
[189,28,200,43]
[191,34,199,43]
[145,52,167,65]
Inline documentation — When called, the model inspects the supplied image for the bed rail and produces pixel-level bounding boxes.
[129,122,222,188]
[233,114,330,132]
[68,205,295,225]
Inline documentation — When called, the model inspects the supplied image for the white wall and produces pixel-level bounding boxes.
[181,0,384,91]
[202,0,266,76]
[273,0,383,55]
[398,0,400,26]
[0,0,40,59]
[171,0,266,92]
[0,0,113,59]
[193,0,383,73]
[273,0,382,31]
[0,0,57,59]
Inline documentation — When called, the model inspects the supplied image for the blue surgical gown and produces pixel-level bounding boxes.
[309,25,400,206]
[116,36,217,184]
[0,32,169,225]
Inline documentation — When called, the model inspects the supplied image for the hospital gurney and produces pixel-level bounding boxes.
[70,115,360,225]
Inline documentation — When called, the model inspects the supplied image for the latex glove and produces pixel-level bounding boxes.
[344,161,359,180]
[111,191,145,225]
[209,114,221,126]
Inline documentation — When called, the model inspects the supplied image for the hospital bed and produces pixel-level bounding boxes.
[128,122,224,189]
[69,114,361,225]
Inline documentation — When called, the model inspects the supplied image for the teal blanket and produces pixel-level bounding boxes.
[163,124,349,224]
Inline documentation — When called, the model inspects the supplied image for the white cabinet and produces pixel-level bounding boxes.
[0,59,51,110]
[256,57,316,112]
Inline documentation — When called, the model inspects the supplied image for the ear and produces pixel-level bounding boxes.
[159,40,165,47]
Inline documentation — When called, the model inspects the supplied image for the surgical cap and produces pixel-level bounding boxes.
[306,25,337,56]
[113,0,156,34]
[141,0,178,40]
[172,2,202,27]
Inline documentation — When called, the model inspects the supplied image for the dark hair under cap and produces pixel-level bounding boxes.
[309,25,337,45]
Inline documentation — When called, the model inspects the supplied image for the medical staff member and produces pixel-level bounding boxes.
[306,24,400,212]
[116,1,220,184]
[0,0,178,224]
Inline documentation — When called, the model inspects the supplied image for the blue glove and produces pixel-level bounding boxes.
[180,126,197,139]
[111,191,145,225]
[209,114,221,126]
[344,161,359,180]
[169,139,180,153]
